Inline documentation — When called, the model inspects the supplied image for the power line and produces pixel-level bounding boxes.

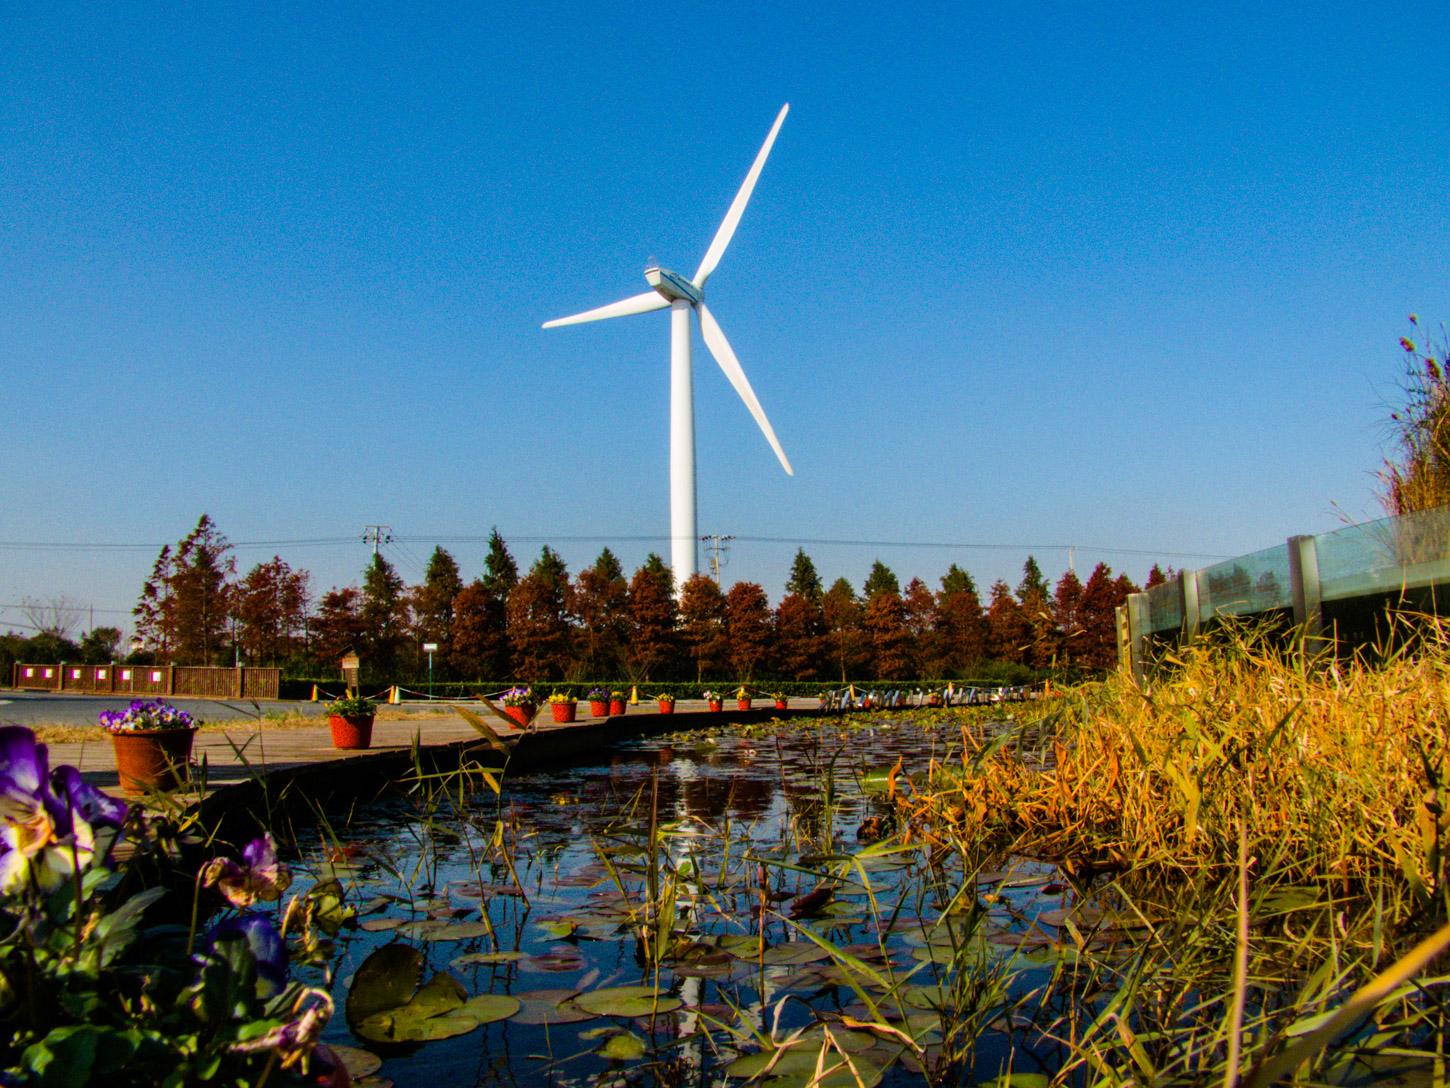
[0,532,1232,562]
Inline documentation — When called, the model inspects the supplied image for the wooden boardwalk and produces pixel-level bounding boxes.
[47,698,804,794]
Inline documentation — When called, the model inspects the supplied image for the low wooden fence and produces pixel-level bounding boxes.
[10,663,280,701]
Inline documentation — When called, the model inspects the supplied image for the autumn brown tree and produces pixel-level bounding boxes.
[625,555,678,681]
[936,565,986,673]
[134,516,236,663]
[823,578,867,682]
[1016,556,1057,669]
[312,587,366,672]
[1076,563,1130,669]
[450,581,509,679]
[863,586,912,680]
[725,581,772,682]
[233,556,311,666]
[985,580,1029,664]
[678,574,728,681]
[774,592,824,680]
[573,548,629,678]
[506,547,574,680]
[901,578,939,674]
[360,553,409,679]
[412,547,463,673]
[1051,569,1086,666]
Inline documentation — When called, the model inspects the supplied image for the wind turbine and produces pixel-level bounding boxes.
[543,104,794,589]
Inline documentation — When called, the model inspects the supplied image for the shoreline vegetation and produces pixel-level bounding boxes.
[895,621,1450,1083]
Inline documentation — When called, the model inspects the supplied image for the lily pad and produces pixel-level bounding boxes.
[460,993,521,1025]
[327,1044,382,1078]
[571,985,683,1017]
[346,944,422,1028]
[760,942,832,966]
[451,950,527,967]
[420,921,493,942]
[510,988,599,1026]
[360,917,407,932]
[596,1030,647,1061]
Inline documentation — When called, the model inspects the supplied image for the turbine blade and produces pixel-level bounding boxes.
[696,302,793,476]
[692,104,789,288]
[542,291,668,329]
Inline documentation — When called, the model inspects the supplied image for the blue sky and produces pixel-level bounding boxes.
[3,2,1447,633]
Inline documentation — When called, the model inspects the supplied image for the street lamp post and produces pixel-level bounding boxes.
[422,643,438,699]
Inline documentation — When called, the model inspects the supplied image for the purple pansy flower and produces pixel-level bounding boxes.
[199,913,288,998]
[0,727,80,893]
[202,833,292,908]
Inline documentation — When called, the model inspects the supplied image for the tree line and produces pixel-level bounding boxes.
[87,514,1156,685]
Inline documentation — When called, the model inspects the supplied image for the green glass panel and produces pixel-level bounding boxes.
[1316,507,1450,602]
[1195,543,1291,623]
[1144,581,1182,634]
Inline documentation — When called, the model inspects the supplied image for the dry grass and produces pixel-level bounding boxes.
[899,625,1450,1084]
[905,628,1450,927]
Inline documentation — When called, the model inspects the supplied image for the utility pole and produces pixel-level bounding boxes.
[363,525,393,557]
[700,534,734,585]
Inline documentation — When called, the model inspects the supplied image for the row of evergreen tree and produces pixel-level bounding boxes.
[124,515,1157,682]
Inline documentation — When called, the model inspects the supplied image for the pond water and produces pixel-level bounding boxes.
[293,712,1074,1087]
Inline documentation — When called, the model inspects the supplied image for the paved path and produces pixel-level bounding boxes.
[0,690,332,726]
[32,697,804,793]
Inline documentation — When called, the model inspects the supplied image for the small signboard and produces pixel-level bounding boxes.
[340,650,361,691]
[422,642,439,653]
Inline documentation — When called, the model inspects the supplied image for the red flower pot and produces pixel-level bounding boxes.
[328,713,374,750]
[608,698,627,716]
[708,700,723,713]
[111,728,196,792]
[504,704,536,728]
[774,698,789,710]
[658,699,675,714]
[551,702,577,723]
[927,694,943,707]
[589,699,609,717]
[737,699,752,711]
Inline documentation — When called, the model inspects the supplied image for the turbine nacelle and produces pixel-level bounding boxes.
[644,266,702,306]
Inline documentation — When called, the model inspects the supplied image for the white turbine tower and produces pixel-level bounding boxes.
[543,104,794,588]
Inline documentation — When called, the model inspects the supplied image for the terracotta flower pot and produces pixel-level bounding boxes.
[707,699,723,713]
[504,704,536,728]
[589,699,609,717]
[328,713,374,750]
[608,698,626,716]
[737,699,752,711]
[774,698,789,710]
[927,694,943,707]
[657,699,675,714]
[551,702,577,723]
[111,728,196,792]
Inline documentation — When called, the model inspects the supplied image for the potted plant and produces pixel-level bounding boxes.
[326,692,378,750]
[927,690,944,707]
[587,686,609,716]
[736,686,753,711]
[100,699,199,792]
[549,691,578,723]
[656,692,676,715]
[608,690,628,716]
[771,691,789,710]
[502,686,538,728]
[703,689,723,713]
